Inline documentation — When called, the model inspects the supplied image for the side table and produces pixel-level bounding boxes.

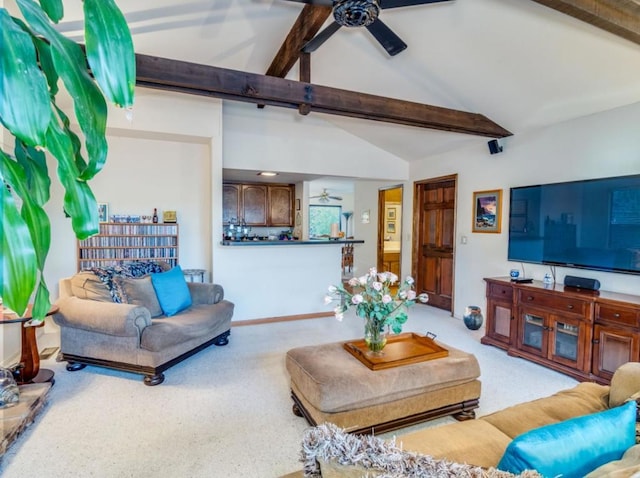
[1,304,59,385]
[182,268,206,282]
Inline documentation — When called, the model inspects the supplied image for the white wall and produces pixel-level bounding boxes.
[6,88,640,361]
[44,88,223,292]
[216,103,411,320]
[410,101,640,319]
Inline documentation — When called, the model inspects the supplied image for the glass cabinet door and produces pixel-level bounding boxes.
[553,321,579,361]
[522,313,544,353]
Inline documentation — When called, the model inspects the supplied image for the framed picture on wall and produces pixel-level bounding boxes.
[387,222,396,233]
[98,203,109,223]
[472,189,502,233]
[387,208,396,219]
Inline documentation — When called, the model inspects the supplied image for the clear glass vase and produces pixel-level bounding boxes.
[364,318,387,354]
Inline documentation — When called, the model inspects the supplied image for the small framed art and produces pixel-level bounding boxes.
[387,208,396,220]
[98,203,109,223]
[387,222,396,233]
[472,189,502,233]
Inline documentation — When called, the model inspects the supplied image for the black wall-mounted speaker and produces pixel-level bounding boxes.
[488,139,503,155]
[564,275,601,291]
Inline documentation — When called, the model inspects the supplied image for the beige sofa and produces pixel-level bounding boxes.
[294,362,640,477]
[53,263,234,385]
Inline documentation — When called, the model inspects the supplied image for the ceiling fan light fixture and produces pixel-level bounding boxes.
[333,0,380,27]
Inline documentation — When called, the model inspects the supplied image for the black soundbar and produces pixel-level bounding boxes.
[564,275,600,291]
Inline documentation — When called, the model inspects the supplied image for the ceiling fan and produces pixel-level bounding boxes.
[283,0,453,56]
[310,188,343,203]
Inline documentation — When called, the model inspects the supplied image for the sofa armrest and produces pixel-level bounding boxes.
[53,296,152,337]
[187,282,224,305]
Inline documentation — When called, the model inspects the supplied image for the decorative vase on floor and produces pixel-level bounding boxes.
[463,306,484,330]
[364,318,387,354]
[0,367,19,409]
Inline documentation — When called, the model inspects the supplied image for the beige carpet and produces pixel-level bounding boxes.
[0,305,577,477]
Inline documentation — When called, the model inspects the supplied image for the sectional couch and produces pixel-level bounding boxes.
[294,362,640,477]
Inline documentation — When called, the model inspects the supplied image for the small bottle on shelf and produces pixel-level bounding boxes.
[152,208,158,223]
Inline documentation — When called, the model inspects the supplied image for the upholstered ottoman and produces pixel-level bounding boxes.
[285,339,481,435]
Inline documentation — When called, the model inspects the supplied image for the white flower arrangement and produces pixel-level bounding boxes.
[325,267,428,334]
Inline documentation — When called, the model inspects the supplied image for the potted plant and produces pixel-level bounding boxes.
[1,0,135,322]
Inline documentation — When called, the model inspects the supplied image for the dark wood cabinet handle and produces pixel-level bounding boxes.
[567,305,574,309]
[614,313,620,318]
[527,296,534,301]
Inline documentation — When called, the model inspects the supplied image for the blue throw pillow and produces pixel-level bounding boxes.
[497,400,637,478]
[150,265,192,317]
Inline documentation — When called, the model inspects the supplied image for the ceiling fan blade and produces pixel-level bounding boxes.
[380,0,452,9]
[282,0,334,5]
[365,19,407,56]
[302,22,342,53]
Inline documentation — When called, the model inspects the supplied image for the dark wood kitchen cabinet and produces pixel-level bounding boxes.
[242,184,268,225]
[223,184,241,224]
[223,182,294,227]
[483,277,640,384]
[268,185,294,226]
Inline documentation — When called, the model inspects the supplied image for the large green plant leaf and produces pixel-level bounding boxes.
[84,0,135,108]
[33,36,59,95]
[16,0,108,181]
[0,9,51,147]
[45,116,99,239]
[14,142,50,207]
[38,0,63,23]
[10,143,51,270]
[0,150,37,317]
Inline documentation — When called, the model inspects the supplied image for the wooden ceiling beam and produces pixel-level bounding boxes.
[265,5,332,78]
[529,0,640,45]
[135,53,512,138]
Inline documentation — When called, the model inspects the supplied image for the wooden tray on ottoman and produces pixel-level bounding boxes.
[343,332,449,370]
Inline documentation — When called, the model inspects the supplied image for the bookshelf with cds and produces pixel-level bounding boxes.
[77,223,179,271]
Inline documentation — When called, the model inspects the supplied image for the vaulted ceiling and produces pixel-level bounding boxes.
[8,0,640,161]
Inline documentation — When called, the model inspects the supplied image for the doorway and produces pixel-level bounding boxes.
[412,175,457,312]
[377,185,403,277]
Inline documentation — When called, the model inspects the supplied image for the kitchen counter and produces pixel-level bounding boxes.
[220,239,364,246]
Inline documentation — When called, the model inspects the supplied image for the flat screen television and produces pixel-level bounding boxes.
[508,174,640,275]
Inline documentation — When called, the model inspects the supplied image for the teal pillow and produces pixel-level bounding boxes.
[150,265,192,317]
[498,400,636,478]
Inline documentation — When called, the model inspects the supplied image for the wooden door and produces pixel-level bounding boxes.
[592,324,640,381]
[413,177,455,311]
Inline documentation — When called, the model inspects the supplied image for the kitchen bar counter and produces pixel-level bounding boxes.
[221,239,364,246]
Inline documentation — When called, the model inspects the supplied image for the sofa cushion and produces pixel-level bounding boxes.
[609,361,640,408]
[88,261,169,302]
[399,418,512,469]
[482,382,610,439]
[150,266,192,317]
[113,275,163,318]
[497,400,637,478]
[70,272,112,302]
[302,423,541,478]
[586,444,640,477]
[140,303,233,352]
